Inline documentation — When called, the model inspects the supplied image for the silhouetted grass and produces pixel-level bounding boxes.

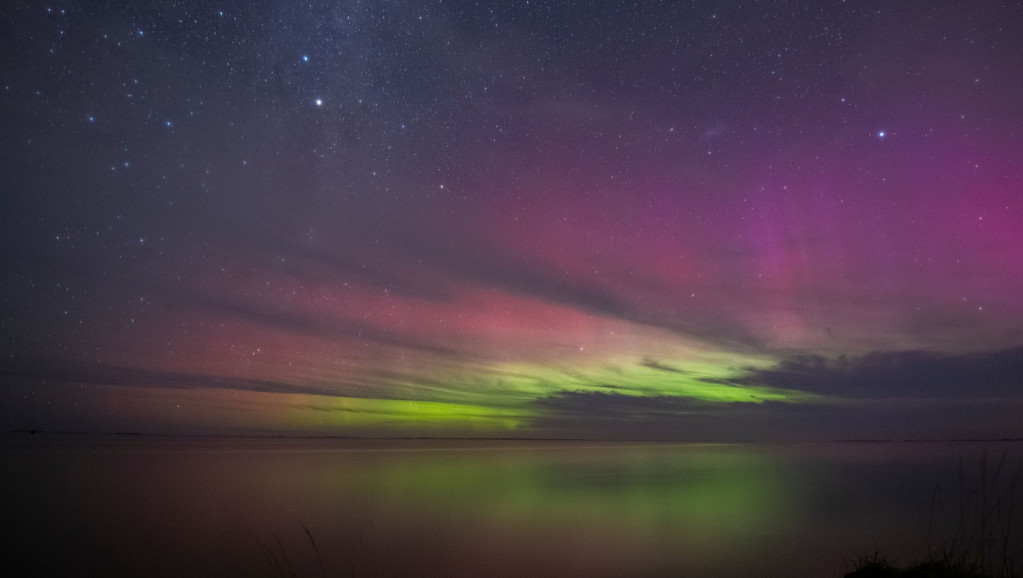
[847,451,1022,578]
[848,551,900,577]
[300,523,326,578]
[256,525,353,578]
[846,556,998,577]
[255,524,332,578]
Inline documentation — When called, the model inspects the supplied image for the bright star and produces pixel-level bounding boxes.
[315,98,323,106]
[877,131,886,138]
[302,55,309,62]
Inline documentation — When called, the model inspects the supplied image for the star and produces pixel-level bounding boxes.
[6,0,1023,447]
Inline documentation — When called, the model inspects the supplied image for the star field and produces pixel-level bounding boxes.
[2,1,1023,439]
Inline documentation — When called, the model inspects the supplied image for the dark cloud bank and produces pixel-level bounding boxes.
[534,347,1023,440]
[739,347,1023,400]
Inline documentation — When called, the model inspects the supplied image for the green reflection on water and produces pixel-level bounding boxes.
[310,444,796,558]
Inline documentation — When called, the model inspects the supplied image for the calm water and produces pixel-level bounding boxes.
[2,436,1021,577]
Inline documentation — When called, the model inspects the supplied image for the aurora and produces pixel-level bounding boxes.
[2,1,1023,440]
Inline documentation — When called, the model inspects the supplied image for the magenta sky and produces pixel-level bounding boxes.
[3,1,1023,439]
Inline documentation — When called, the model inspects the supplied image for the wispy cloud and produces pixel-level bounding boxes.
[0,358,337,398]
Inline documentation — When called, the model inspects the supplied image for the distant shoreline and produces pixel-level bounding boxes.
[6,429,1023,444]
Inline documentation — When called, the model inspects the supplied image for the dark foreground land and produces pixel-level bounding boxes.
[846,554,1020,578]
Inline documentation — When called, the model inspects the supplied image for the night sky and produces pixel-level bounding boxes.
[3,1,1022,439]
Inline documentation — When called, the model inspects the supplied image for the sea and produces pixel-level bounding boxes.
[2,434,1021,577]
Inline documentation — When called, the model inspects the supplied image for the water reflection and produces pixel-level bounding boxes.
[294,444,797,577]
[2,436,1019,577]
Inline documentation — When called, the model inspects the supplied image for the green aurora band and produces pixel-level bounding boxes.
[286,355,821,433]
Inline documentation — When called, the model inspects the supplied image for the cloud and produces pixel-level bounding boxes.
[535,390,724,420]
[253,235,458,303]
[530,390,768,440]
[531,388,1023,441]
[739,347,1023,399]
[0,357,338,398]
[174,287,462,357]
[639,358,695,375]
[528,348,1023,440]
[370,227,766,351]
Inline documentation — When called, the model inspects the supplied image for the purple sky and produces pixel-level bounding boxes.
[2,1,1023,439]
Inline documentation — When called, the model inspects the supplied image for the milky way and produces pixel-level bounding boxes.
[3,1,1022,439]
